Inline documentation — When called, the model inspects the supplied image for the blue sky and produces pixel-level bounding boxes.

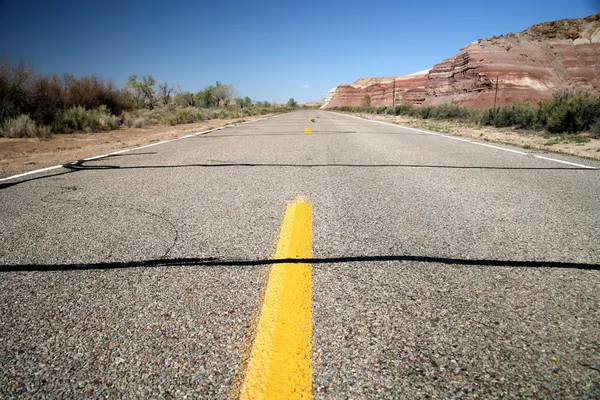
[0,0,597,103]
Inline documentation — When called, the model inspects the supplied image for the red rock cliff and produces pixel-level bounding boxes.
[323,13,600,109]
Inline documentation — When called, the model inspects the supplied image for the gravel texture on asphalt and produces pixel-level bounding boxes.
[313,262,600,399]
[1,111,599,398]
[1,266,264,398]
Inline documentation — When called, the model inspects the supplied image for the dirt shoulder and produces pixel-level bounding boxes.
[0,114,278,177]
[348,112,600,161]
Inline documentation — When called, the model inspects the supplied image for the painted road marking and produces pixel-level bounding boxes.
[330,111,598,169]
[0,114,294,183]
[304,127,312,135]
[531,154,597,168]
[240,198,313,399]
[0,165,64,182]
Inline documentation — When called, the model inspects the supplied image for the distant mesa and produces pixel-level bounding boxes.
[322,13,600,109]
[302,101,324,107]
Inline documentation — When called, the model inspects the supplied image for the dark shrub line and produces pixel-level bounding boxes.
[329,88,600,137]
[0,61,293,137]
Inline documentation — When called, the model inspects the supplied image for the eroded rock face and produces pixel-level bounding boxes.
[324,72,429,108]
[323,13,600,109]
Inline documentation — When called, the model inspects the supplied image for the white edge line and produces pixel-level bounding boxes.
[329,111,598,170]
[470,141,528,155]
[0,113,289,183]
[532,155,597,169]
[0,165,64,182]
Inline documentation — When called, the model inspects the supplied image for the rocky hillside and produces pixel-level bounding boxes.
[323,13,600,109]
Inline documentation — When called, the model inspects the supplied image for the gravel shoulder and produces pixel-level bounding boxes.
[0,114,278,178]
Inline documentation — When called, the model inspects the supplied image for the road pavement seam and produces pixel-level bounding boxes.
[239,198,313,399]
[329,111,598,169]
[0,114,289,183]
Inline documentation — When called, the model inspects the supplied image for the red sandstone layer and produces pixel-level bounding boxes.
[323,13,600,109]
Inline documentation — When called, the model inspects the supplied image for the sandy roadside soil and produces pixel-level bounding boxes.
[351,113,600,161]
[0,114,278,177]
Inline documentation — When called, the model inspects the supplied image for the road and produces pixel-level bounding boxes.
[1,110,599,398]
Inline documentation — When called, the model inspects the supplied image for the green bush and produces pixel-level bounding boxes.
[0,115,51,138]
[491,102,537,128]
[544,88,600,133]
[592,121,600,139]
[122,111,148,128]
[162,108,204,125]
[427,103,471,119]
[218,109,233,119]
[471,108,496,126]
[98,113,122,130]
[333,88,600,135]
[394,104,414,116]
[0,60,132,127]
[53,105,121,133]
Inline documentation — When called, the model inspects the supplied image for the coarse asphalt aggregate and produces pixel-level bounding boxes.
[1,110,599,398]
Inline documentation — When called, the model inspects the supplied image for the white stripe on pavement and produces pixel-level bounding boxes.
[330,112,597,170]
[0,113,289,183]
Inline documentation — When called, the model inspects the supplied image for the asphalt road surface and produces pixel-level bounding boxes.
[1,110,599,399]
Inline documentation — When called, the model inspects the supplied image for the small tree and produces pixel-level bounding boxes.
[124,75,144,108]
[197,85,217,107]
[287,98,298,108]
[158,81,174,106]
[140,75,156,109]
[362,95,371,107]
[124,74,156,109]
[213,81,237,107]
[176,84,195,107]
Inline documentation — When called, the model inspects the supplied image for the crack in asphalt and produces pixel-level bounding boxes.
[0,254,598,272]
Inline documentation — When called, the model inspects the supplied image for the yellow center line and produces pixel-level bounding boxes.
[239,198,313,399]
[304,127,312,135]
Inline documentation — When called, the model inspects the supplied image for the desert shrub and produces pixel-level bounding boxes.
[133,117,147,128]
[0,61,132,127]
[0,114,51,138]
[413,106,431,119]
[332,88,600,134]
[471,108,494,126]
[490,102,537,128]
[162,108,204,125]
[394,104,414,116]
[122,111,148,128]
[544,88,600,133]
[53,106,96,133]
[63,74,132,115]
[52,105,121,133]
[592,121,600,139]
[427,103,471,119]
[98,113,122,130]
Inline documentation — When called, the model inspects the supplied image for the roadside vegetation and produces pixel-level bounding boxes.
[329,88,600,139]
[0,60,299,138]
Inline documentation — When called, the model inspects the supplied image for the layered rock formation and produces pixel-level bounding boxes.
[323,13,600,109]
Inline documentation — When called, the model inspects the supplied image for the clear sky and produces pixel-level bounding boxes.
[0,0,598,103]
